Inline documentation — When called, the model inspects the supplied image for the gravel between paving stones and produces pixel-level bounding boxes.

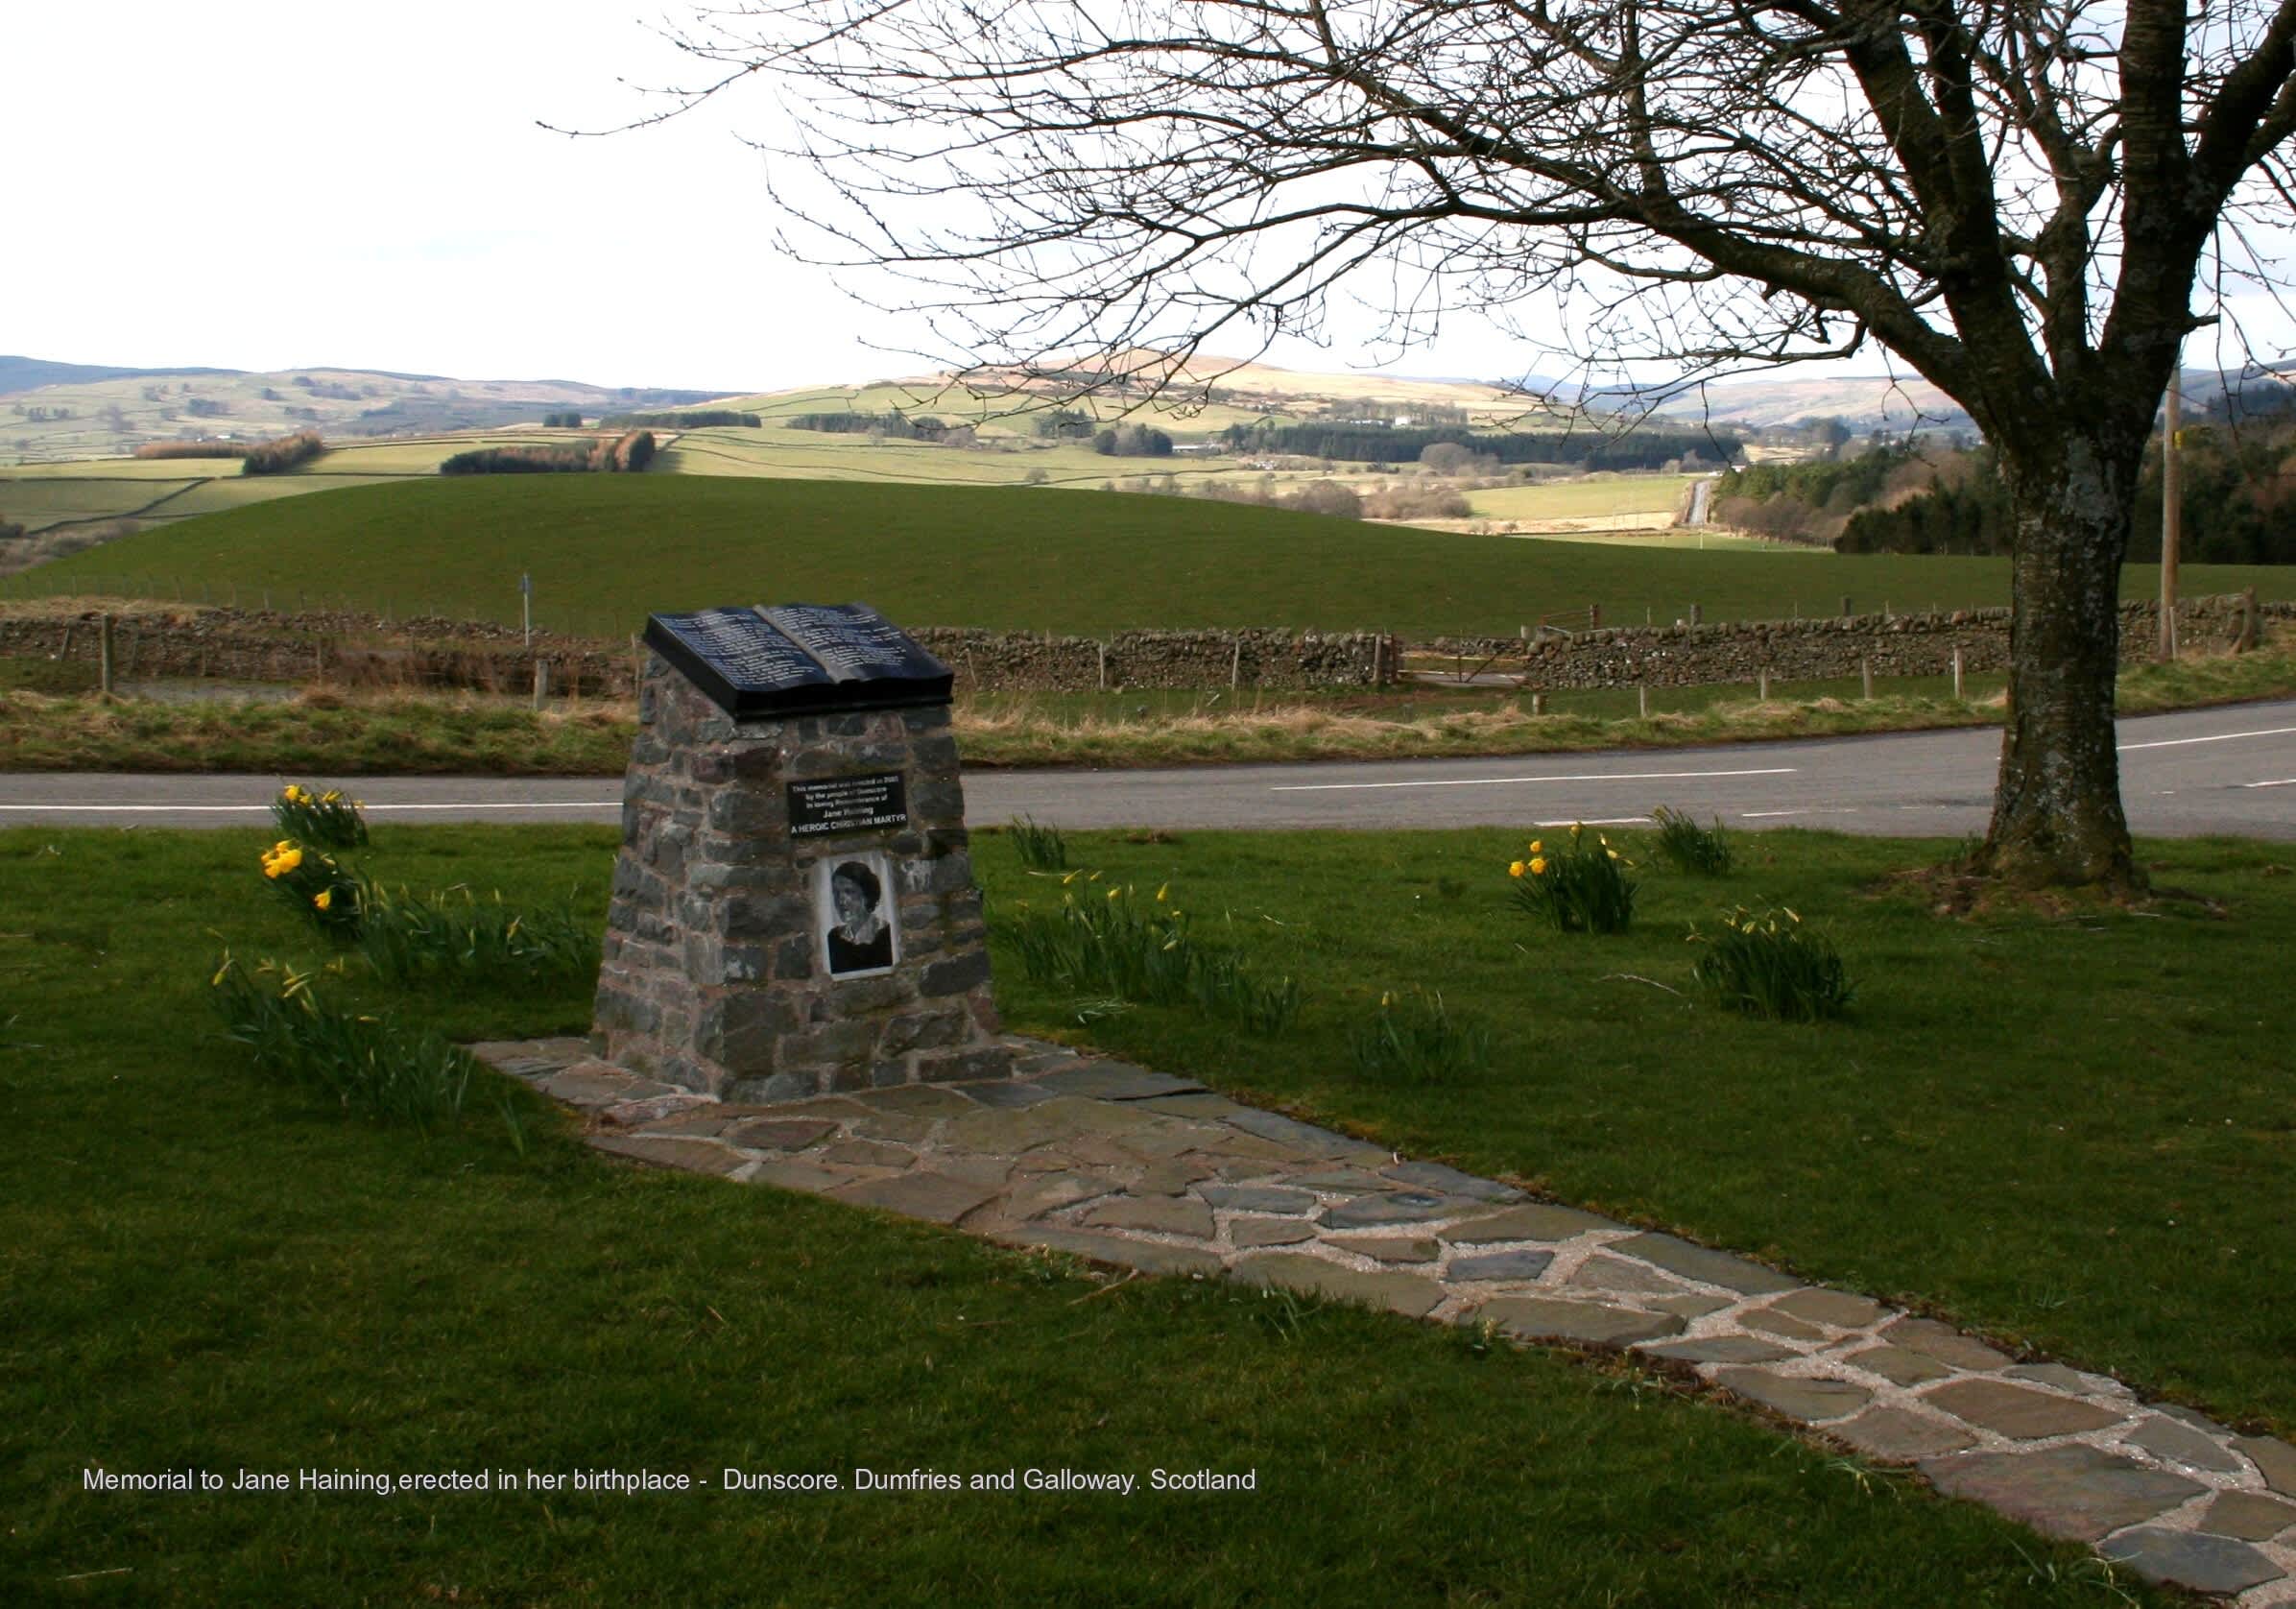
[475,1034,2296,1607]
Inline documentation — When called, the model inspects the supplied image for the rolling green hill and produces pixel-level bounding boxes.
[14,475,2293,636]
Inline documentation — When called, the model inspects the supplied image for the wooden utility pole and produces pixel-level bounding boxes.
[2160,365,2182,661]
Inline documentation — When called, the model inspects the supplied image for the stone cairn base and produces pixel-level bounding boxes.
[591,658,1011,1101]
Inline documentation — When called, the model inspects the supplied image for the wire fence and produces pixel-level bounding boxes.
[0,568,640,644]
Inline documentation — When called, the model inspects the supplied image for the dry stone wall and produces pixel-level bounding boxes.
[910,627,1387,691]
[1427,595,2286,690]
[5,594,2284,697]
[0,609,1391,695]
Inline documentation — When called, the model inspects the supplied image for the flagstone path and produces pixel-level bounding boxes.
[473,1034,2296,1604]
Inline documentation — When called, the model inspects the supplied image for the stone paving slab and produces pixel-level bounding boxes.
[586,1134,749,1176]
[1924,1378,2129,1440]
[1477,1296,1684,1347]
[1234,1254,1446,1319]
[476,1032,2296,1607]
[1923,1447,2205,1543]
[1031,1062,1207,1101]
[2102,1527,2286,1596]
[1829,1405,1978,1461]
[828,1171,1001,1226]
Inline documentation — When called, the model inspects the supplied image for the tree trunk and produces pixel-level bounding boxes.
[1978,441,2143,893]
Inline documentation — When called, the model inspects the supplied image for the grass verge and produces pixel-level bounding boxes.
[982,827,2296,1437]
[6,642,2293,774]
[0,824,2161,1605]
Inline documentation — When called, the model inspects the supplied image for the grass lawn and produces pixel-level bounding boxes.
[1468,476,1695,521]
[10,475,2294,639]
[973,828,2296,1437]
[0,825,2163,1606]
[0,477,205,532]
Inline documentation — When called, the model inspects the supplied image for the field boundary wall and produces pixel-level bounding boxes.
[0,610,1393,696]
[1424,595,2286,688]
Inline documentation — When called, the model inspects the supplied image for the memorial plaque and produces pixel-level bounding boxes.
[789,772,909,837]
[644,601,952,718]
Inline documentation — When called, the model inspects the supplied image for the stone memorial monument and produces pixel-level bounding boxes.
[591,602,1014,1099]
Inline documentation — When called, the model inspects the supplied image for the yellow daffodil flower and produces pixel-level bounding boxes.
[1155,883,1169,902]
[314,890,332,910]
[1509,860,1525,877]
[1530,856,1548,876]
[1529,839,1543,853]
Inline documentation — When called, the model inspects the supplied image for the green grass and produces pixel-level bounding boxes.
[0,825,2158,1606]
[12,475,2296,637]
[0,476,204,532]
[1467,475,1695,520]
[983,829,2296,1434]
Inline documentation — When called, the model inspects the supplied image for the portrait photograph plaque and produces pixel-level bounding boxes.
[815,852,901,979]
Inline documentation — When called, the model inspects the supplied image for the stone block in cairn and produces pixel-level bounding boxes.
[591,602,1013,1100]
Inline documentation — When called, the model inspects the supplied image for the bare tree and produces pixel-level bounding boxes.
[630,0,2296,889]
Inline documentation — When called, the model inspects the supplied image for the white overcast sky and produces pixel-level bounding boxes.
[1,0,1529,393]
[7,3,2293,396]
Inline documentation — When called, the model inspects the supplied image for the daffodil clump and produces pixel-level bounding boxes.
[999,874,1299,1033]
[270,782,369,850]
[1687,906,1854,1022]
[208,952,475,1127]
[1508,823,1638,934]
[354,879,594,985]
[260,839,363,936]
[1351,986,1492,1083]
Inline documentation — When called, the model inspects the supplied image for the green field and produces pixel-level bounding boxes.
[0,475,204,531]
[1467,474,1695,521]
[6,820,2262,1604]
[12,475,2293,638]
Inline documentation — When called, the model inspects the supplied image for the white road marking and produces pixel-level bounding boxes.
[2241,778,2296,789]
[1530,817,1651,828]
[1741,807,1862,819]
[1271,767,1796,793]
[2118,725,2296,752]
[0,801,617,814]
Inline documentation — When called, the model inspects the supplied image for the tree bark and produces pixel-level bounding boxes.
[1978,438,2144,893]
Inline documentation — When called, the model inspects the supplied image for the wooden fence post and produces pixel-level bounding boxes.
[99,613,114,696]
[1951,648,1965,701]
[1861,659,1874,700]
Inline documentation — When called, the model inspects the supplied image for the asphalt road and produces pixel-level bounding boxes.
[3,700,2293,839]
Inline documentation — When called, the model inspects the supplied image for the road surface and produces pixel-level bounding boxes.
[4,701,2292,839]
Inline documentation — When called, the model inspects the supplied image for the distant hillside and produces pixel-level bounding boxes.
[1645,374,1974,435]
[0,356,246,393]
[0,361,737,465]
